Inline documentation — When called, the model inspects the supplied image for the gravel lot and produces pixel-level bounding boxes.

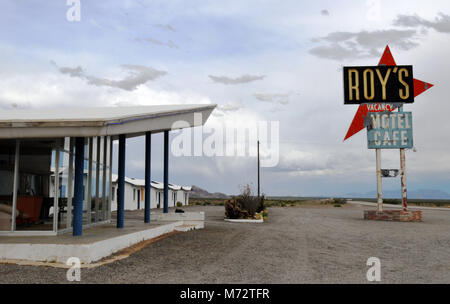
[0,204,449,283]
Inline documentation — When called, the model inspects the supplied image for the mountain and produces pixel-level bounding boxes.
[346,189,450,200]
[190,185,230,199]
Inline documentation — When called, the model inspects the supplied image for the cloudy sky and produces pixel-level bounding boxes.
[1,0,450,197]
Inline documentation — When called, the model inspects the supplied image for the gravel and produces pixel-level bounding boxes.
[0,204,449,283]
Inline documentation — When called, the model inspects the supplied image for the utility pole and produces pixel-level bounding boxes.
[257,140,260,198]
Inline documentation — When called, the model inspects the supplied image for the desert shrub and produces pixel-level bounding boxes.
[325,198,347,205]
[333,198,347,205]
[383,199,401,205]
[256,194,265,213]
[236,185,260,217]
[224,184,262,219]
[225,199,249,219]
[176,201,183,207]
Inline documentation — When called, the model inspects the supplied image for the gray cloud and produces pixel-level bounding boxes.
[217,101,244,112]
[154,24,176,32]
[266,150,330,174]
[394,13,450,33]
[59,66,84,77]
[209,74,266,85]
[53,62,167,91]
[136,37,179,49]
[253,92,292,105]
[321,9,329,16]
[212,101,245,117]
[309,29,419,60]
[50,60,85,77]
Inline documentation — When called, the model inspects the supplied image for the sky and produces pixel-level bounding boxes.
[1,0,450,197]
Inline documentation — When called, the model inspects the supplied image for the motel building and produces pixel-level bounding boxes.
[0,104,214,246]
[110,174,191,211]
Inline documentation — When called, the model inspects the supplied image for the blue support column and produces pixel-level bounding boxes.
[117,134,126,228]
[73,137,85,236]
[145,132,151,223]
[163,130,169,213]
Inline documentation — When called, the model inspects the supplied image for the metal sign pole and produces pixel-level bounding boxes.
[376,148,383,212]
[400,148,407,211]
[398,106,408,212]
[257,140,260,198]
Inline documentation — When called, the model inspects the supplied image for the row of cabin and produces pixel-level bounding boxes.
[110,174,191,211]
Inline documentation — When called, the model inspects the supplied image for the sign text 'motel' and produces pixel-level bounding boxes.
[344,65,414,104]
[367,112,413,149]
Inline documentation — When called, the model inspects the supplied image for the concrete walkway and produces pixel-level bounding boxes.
[0,210,204,263]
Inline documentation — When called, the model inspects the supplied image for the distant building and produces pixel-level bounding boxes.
[110,174,191,211]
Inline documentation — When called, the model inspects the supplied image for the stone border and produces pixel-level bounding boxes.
[224,218,264,223]
[364,210,422,222]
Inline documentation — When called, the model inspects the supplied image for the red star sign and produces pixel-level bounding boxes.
[343,45,434,141]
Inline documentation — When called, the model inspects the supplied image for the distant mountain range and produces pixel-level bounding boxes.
[190,185,229,199]
[346,189,450,200]
[190,185,450,200]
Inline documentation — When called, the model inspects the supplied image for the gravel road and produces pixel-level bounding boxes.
[0,204,449,283]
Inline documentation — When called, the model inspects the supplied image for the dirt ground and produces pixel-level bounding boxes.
[0,204,449,284]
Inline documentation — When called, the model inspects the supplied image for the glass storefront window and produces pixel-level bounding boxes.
[1,136,113,234]
[14,139,56,231]
[0,140,17,232]
[90,137,97,223]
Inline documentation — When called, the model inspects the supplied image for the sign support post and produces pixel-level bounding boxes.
[400,148,407,211]
[376,149,383,212]
[398,106,408,212]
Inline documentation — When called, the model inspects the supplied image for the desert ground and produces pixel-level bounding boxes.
[0,203,449,284]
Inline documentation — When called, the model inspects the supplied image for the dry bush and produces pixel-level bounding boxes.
[224,184,261,219]
[225,199,249,219]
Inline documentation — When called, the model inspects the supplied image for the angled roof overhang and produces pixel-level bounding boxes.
[0,104,216,139]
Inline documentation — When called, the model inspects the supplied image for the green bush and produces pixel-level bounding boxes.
[176,201,183,207]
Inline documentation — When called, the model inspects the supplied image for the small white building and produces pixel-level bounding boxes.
[110,174,191,211]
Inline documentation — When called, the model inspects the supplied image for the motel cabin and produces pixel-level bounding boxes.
[110,174,192,211]
[0,104,215,236]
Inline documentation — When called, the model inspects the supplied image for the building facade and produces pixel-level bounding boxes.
[110,175,191,211]
[0,105,215,236]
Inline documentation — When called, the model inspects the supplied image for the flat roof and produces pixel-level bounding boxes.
[111,174,191,191]
[0,104,216,139]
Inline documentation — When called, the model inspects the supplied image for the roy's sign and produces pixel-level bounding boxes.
[366,112,413,149]
[344,66,414,104]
